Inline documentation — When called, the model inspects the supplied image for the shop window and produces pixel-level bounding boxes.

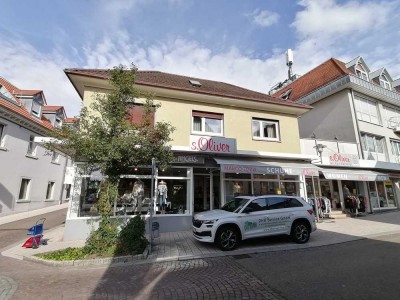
[252,118,280,141]
[224,181,251,203]
[254,181,279,196]
[192,111,223,136]
[354,96,380,125]
[253,174,278,180]
[18,178,31,201]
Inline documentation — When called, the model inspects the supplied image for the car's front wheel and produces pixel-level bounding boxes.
[291,221,310,244]
[215,225,240,251]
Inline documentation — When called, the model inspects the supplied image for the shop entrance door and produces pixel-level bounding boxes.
[194,169,220,213]
[194,174,210,212]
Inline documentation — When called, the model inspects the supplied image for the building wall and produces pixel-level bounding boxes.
[0,117,70,216]
[298,89,357,143]
[83,89,303,154]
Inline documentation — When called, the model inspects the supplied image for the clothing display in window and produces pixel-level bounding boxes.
[132,180,144,212]
[157,181,168,213]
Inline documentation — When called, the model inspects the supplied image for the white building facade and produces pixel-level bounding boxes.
[275,56,400,213]
[0,78,72,216]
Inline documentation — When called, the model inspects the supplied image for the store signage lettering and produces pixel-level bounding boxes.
[173,155,205,164]
[328,153,359,166]
[190,135,236,154]
[324,173,389,181]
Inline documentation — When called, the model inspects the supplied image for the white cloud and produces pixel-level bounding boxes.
[0,36,82,117]
[250,9,280,27]
[293,0,392,39]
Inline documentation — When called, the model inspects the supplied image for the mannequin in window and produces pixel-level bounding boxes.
[233,182,241,197]
[157,180,168,214]
[132,179,144,213]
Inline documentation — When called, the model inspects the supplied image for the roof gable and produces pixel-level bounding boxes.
[273,58,351,101]
[369,67,393,82]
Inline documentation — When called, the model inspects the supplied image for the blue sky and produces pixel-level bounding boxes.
[1,0,400,117]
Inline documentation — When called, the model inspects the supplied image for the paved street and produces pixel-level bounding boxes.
[237,233,400,300]
[2,209,400,299]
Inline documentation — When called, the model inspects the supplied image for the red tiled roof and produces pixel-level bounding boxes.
[274,58,352,101]
[64,69,311,109]
[64,117,79,123]
[43,105,63,111]
[0,77,54,131]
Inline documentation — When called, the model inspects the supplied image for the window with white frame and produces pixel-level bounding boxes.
[27,135,36,156]
[252,118,280,141]
[390,140,400,163]
[383,106,400,128]
[380,74,391,90]
[0,123,5,147]
[51,151,60,163]
[46,181,55,200]
[361,133,386,161]
[355,64,369,81]
[192,111,223,136]
[31,100,42,117]
[18,178,31,200]
[354,96,380,125]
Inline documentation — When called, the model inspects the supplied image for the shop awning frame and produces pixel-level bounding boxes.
[321,168,389,181]
[214,158,320,176]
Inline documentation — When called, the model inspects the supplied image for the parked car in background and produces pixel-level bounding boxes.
[193,195,317,250]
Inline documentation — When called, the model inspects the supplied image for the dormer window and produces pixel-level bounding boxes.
[380,74,391,90]
[55,117,62,128]
[356,64,369,81]
[31,100,42,117]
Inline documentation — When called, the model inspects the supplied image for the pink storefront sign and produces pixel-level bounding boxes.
[190,135,237,154]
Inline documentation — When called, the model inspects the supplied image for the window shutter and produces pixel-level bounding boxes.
[192,111,223,120]
[127,105,154,127]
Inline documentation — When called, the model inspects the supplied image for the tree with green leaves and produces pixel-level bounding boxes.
[51,64,175,255]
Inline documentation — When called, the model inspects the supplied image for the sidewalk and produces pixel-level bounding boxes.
[2,210,400,266]
[0,202,69,226]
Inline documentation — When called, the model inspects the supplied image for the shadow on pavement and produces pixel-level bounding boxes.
[82,211,400,299]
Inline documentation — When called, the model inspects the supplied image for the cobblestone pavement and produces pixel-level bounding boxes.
[1,255,285,300]
[0,275,17,300]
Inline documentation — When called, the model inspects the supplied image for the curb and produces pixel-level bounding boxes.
[22,245,150,267]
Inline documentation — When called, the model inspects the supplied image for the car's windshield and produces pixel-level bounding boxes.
[221,197,249,213]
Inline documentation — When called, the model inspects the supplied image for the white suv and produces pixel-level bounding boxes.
[193,195,317,251]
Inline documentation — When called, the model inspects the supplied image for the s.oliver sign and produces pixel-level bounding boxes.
[190,135,237,154]
[328,153,359,167]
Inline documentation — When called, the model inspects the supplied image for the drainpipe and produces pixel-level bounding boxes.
[350,89,365,159]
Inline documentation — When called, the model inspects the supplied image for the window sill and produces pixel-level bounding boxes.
[51,161,61,165]
[26,154,38,160]
[0,146,7,152]
[252,137,281,143]
[16,200,31,203]
[191,132,224,137]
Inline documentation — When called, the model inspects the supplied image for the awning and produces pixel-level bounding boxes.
[321,169,389,181]
[215,158,320,176]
